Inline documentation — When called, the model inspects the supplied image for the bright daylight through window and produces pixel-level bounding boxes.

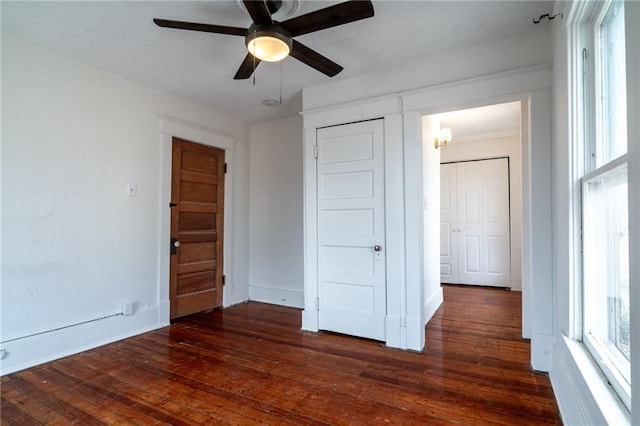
[580,0,630,410]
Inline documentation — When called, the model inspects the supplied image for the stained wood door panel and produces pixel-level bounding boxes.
[176,271,216,295]
[179,212,216,230]
[170,137,224,319]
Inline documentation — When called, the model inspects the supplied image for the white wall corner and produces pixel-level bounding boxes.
[402,111,426,352]
[424,287,444,327]
[224,283,249,307]
[158,299,170,326]
[530,332,555,372]
[249,284,304,309]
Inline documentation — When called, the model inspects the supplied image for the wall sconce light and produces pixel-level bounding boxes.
[434,127,452,149]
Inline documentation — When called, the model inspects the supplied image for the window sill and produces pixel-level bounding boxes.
[562,335,631,425]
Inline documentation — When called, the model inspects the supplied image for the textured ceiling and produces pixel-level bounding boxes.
[1,1,553,125]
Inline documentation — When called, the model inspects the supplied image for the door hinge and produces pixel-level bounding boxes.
[224,163,228,174]
[315,297,319,311]
[169,202,177,208]
[222,274,226,286]
[313,145,318,159]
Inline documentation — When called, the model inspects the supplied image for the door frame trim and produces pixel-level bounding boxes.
[302,97,407,349]
[158,116,235,325]
[302,64,553,364]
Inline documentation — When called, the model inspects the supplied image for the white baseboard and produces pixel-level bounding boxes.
[424,287,444,326]
[405,315,424,351]
[249,284,304,308]
[510,278,523,291]
[301,308,318,332]
[0,306,162,375]
[530,332,555,372]
[224,284,249,307]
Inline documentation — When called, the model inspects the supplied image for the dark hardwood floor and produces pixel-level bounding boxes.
[1,285,561,425]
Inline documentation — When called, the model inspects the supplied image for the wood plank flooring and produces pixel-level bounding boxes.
[1,285,561,425]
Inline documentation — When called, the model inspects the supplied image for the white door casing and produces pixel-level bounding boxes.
[441,158,511,287]
[316,119,386,341]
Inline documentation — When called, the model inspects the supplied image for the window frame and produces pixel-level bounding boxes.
[573,0,631,411]
[581,155,630,409]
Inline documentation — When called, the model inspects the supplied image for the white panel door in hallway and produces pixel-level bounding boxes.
[316,119,386,341]
[440,158,511,287]
[440,163,459,283]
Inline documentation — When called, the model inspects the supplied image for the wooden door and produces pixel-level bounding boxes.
[316,119,386,341]
[440,163,459,283]
[170,137,225,319]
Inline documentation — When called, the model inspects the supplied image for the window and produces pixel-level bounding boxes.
[579,0,630,410]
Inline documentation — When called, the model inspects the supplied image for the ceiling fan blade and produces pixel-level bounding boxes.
[282,0,374,37]
[290,40,343,77]
[234,53,262,79]
[153,18,246,36]
[243,0,273,25]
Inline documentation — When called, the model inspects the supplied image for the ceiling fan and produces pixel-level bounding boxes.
[153,0,374,80]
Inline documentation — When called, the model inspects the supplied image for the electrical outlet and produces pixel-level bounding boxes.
[122,301,134,316]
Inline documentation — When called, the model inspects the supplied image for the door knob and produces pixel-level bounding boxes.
[170,238,180,255]
[373,244,382,252]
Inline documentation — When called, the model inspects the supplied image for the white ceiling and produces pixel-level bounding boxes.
[432,101,522,143]
[1,0,553,125]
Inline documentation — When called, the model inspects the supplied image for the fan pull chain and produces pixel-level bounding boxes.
[279,60,283,105]
[252,27,257,86]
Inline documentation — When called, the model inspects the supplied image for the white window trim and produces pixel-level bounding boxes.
[567,0,633,418]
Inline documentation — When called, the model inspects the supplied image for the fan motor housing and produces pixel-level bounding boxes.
[245,24,293,61]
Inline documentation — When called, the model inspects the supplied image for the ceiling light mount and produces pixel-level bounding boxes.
[246,24,292,62]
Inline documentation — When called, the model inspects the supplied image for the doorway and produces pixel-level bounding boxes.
[440,158,511,287]
[427,101,523,291]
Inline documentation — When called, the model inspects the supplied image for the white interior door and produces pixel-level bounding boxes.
[316,119,386,341]
[440,158,511,287]
[440,163,459,283]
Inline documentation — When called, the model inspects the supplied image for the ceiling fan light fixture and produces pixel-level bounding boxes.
[246,25,292,62]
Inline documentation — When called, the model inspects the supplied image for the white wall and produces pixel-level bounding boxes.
[439,134,523,291]
[248,116,304,308]
[421,117,444,326]
[0,33,250,374]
